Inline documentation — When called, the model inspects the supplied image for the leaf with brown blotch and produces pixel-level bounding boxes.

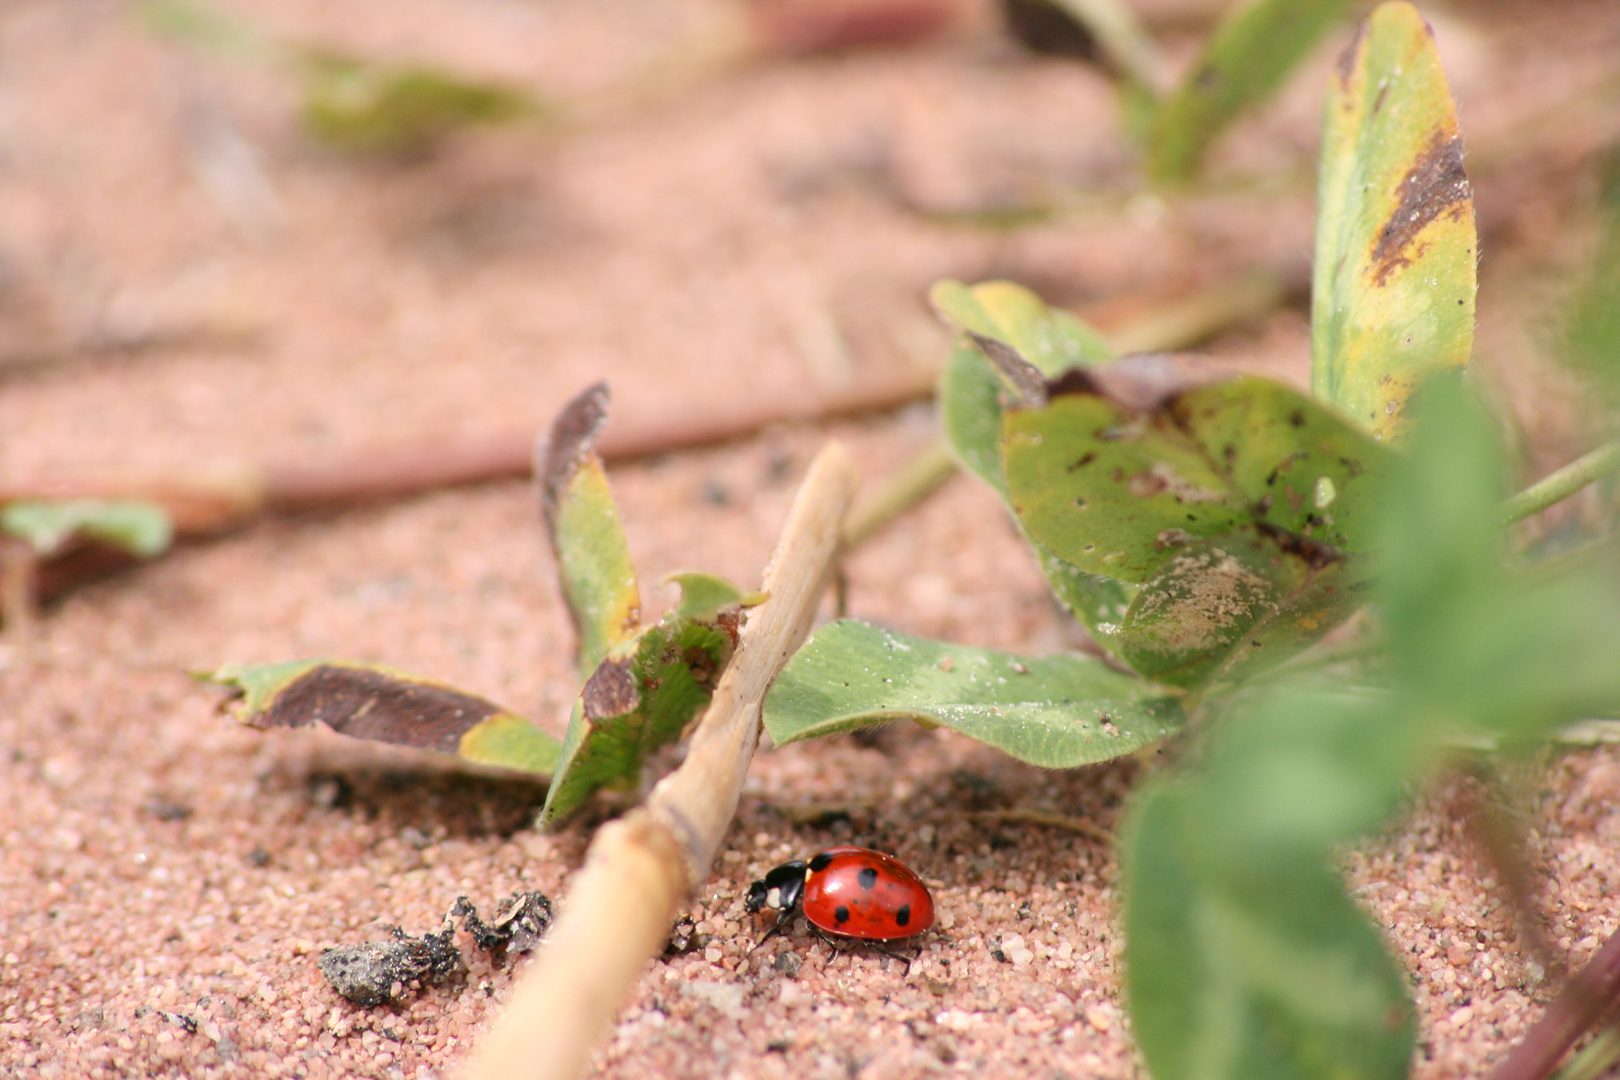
[1003,352,1393,688]
[966,331,1051,408]
[930,279,1137,652]
[1005,356,1392,584]
[537,602,746,828]
[1311,1,1476,443]
[931,279,1115,406]
[538,384,643,679]
[1043,352,1227,413]
[208,660,562,776]
[1117,535,1370,688]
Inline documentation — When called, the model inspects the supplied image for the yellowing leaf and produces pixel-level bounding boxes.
[539,384,642,679]
[931,279,1115,382]
[209,659,560,776]
[931,280,1137,650]
[1310,1,1477,442]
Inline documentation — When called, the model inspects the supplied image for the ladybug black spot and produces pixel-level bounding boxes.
[834,906,851,925]
[808,853,835,873]
[857,868,878,891]
[895,904,911,928]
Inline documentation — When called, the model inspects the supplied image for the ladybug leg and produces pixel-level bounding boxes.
[747,913,791,957]
[808,924,849,968]
[869,941,919,976]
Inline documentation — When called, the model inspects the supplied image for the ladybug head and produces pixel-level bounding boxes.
[745,860,807,916]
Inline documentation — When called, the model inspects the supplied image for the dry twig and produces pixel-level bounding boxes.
[2,371,920,609]
[461,441,859,1080]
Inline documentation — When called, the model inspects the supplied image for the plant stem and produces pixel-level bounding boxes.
[970,808,1115,845]
[460,441,858,1080]
[1101,270,1285,356]
[1487,926,1620,1080]
[0,537,39,644]
[1046,0,1168,92]
[1502,440,1620,525]
[841,439,958,547]
[1460,764,1559,977]
[1553,1026,1620,1080]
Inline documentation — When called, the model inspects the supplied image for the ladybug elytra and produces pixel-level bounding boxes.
[745,845,935,941]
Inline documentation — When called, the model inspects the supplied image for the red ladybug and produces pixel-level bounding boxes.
[745,845,935,942]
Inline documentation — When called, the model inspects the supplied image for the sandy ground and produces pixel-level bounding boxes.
[3,0,1620,1077]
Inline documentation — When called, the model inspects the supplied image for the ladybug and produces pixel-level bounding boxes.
[745,846,935,944]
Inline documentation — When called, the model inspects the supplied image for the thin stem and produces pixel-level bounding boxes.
[841,439,957,548]
[460,442,858,1080]
[1047,0,1167,93]
[1460,764,1559,978]
[264,368,930,512]
[970,809,1115,845]
[1487,926,1620,1080]
[1102,270,1285,356]
[1502,440,1620,525]
[0,538,39,644]
[1553,1026,1620,1080]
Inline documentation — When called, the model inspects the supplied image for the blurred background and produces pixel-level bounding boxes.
[1,0,1614,489]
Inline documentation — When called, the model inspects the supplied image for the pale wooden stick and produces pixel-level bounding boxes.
[461,441,859,1080]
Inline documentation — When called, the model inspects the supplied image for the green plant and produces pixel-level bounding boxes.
[762,4,1620,1078]
[1142,0,1354,182]
[0,499,172,558]
[210,384,763,824]
[195,5,1620,1075]
[1013,0,1357,184]
[139,0,543,155]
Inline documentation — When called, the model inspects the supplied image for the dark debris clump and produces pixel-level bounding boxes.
[663,913,700,958]
[452,891,554,961]
[317,890,555,1005]
[317,914,463,1007]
